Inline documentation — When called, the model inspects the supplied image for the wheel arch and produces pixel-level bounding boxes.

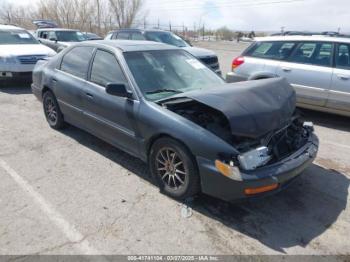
[41,85,52,97]
[249,73,277,80]
[146,133,200,175]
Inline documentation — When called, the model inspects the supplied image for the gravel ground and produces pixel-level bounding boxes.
[0,41,349,255]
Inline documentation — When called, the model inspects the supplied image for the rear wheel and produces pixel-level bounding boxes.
[149,137,200,200]
[43,90,65,130]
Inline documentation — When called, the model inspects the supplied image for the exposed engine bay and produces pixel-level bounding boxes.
[163,98,313,170]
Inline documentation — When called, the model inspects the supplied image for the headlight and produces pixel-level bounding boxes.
[0,56,17,64]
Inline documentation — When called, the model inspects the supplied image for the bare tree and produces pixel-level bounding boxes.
[108,0,143,28]
[0,0,147,34]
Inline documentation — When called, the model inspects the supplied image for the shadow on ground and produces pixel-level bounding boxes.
[0,83,32,95]
[60,124,349,253]
[299,108,350,132]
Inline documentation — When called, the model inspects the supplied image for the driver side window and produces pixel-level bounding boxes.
[90,50,127,87]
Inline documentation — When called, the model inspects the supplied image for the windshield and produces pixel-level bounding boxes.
[145,32,189,47]
[124,50,224,101]
[0,30,39,45]
[56,31,87,42]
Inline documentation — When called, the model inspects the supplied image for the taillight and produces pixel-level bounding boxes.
[232,56,244,70]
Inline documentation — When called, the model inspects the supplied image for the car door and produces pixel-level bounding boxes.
[327,43,350,112]
[82,49,140,156]
[243,41,297,79]
[276,41,334,107]
[54,46,95,128]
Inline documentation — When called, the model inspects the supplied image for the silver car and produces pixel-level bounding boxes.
[227,35,350,117]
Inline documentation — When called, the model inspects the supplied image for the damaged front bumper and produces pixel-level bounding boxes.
[197,133,319,202]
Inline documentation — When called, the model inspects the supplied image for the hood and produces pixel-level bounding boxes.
[180,78,296,138]
[0,44,56,57]
[182,46,217,58]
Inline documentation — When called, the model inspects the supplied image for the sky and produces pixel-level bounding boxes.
[9,0,350,32]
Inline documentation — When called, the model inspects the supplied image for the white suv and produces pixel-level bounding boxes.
[227,35,350,117]
[0,25,56,83]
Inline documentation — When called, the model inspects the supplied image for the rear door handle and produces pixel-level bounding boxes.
[281,67,292,72]
[337,74,349,80]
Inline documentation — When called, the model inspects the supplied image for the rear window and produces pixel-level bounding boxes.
[60,46,94,79]
[116,32,130,40]
[246,41,296,60]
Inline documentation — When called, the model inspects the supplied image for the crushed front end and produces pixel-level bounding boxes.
[198,116,319,202]
[161,78,319,201]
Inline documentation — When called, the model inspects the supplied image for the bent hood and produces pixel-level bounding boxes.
[183,78,296,138]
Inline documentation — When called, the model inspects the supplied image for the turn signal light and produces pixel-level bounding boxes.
[244,183,279,195]
[215,160,241,180]
[232,56,244,70]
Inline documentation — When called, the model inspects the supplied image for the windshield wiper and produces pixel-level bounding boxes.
[146,88,183,95]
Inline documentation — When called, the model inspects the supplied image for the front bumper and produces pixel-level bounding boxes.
[197,133,319,202]
[226,71,248,83]
[0,71,32,83]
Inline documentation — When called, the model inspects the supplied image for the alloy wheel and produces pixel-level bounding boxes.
[156,147,187,189]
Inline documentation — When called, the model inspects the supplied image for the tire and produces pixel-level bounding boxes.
[149,137,200,200]
[43,90,65,130]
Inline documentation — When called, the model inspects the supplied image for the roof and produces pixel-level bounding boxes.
[36,28,79,32]
[79,40,178,52]
[109,28,172,34]
[0,24,24,30]
[255,35,350,44]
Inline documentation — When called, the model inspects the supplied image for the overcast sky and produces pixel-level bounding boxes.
[10,0,350,32]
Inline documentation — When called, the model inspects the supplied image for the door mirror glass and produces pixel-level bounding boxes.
[106,83,132,98]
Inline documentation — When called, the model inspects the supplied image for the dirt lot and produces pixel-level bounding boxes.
[0,42,349,255]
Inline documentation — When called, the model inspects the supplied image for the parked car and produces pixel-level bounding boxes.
[35,28,87,52]
[105,29,221,75]
[0,24,56,84]
[83,32,103,41]
[31,41,318,202]
[227,35,350,117]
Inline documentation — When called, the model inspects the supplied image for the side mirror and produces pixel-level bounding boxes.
[106,83,133,99]
[49,37,57,42]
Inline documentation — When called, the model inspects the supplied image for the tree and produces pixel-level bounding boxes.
[216,26,234,41]
[108,0,143,28]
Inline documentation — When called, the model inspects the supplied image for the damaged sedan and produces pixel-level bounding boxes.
[31,41,319,202]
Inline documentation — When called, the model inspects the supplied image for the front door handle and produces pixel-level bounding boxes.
[337,74,349,80]
[86,93,94,98]
[281,67,292,72]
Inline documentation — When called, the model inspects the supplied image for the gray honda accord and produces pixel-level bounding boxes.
[31,40,319,202]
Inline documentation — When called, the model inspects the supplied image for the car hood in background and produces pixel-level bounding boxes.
[58,41,81,47]
[0,44,56,56]
[182,46,217,58]
[181,78,296,138]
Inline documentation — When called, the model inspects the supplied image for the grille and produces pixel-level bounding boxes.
[199,56,218,65]
[18,55,46,65]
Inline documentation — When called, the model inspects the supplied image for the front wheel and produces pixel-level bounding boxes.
[149,137,200,200]
[43,90,65,130]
